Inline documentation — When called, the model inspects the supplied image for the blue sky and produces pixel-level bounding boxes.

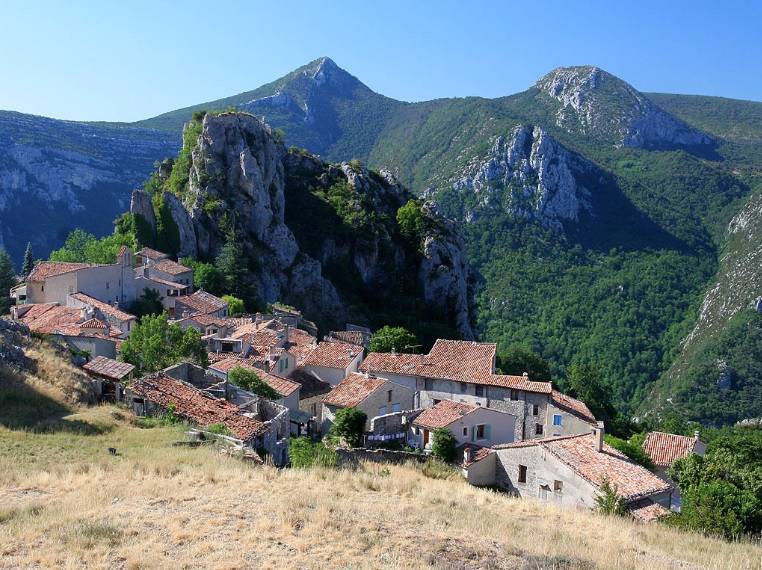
[3,0,761,122]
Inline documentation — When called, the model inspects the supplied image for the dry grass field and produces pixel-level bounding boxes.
[1,346,760,569]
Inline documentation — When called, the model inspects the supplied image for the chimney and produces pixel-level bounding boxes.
[592,421,604,452]
[463,447,472,464]
[693,430,700,439]
[522,372,529,378]
[284,323,290,343]
[391,347,397,356]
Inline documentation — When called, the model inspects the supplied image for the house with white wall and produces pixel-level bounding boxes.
[642,430,706,511]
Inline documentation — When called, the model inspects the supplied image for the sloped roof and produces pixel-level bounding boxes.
[130,373,268,440]
[68,292,136,322]
[413,400,479,430]
[175,290,227,316]
[551,390,597,424]
[19,304,84,334]
[151,258,192,275]
[457,443,493,468]
[642,431,701,468]
[322,373,386,408]
[27,261,103,282]
[495,434,672,501]
[83,356,134,380]
[627,497,671,522]
[209,357,300,397]
[326,330,368,347]
[303,341,362,370]
[137,247,168,261]
[359,339,552,394]
[79,318,107,330]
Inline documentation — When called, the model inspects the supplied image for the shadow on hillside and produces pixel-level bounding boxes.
[0,378,111,435]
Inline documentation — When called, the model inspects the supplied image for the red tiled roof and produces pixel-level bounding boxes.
[303,341,362,370]
[68,292,136,322]
[144,275,189,290]
[457,443,493,468]
[137,247,168,261]
[151,258,192,275]
[209,358,300,397]
[130,373,268,440]
[642,432,701,468]
[627,498,671,522]
[551,390,597,424]
[175,290,227,317]
[27,261,102,283]
[79,318,107,330]
[322,373,386,408]
[495,434,672,501]
[284,328,318,365]
[19,305,84,334]
[326,330,367,347]
[83,356,134,380]
[359,339,552,394]
[413,400,479,430]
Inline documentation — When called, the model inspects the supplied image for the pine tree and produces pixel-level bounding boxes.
[0,249,17,314]
[21,242,34,277]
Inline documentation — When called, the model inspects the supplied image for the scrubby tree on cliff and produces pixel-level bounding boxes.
[369,326,419,354]
[21,243,34,277]
[396,200,426,252]
[120,314,207,374]
[0,249,16,314]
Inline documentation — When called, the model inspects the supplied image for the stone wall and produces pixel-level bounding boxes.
[336,447,427,466]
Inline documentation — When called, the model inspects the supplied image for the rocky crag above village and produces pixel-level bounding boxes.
[131,112,474,338]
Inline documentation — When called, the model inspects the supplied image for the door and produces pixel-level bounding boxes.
[423,429,430,448]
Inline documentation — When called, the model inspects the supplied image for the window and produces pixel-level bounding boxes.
[433,399,441,405]
[391,403,401,413]
[475,385,484,397]
[535,423,544,435]
[460,382,468,393]
[532,404,539,416]
[463,426,468,437]
[476,424,485,439]
[539,484,550,501]
[387,390,393,403]
[311,403,317,415]
[378,406,386,416]
[106,282,110,290]
[518,465,527,483]
[424,378,434,390]
[553,414,562,426]
[510,389,519,401]
[554,480,563,492]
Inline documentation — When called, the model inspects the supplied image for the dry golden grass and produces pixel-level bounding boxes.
[0,405,760,570]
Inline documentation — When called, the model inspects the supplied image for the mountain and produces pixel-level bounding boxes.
[0,111,177,264]
[3,58,762,425]
[129,111,474,340]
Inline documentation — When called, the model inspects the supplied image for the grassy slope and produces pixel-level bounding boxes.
[1,351,760,569]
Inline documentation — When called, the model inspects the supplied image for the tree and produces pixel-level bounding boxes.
[369,326,419,354]
[228,366,279,400]
[431,428,457,462]
[396,200,426,250]
[566,362,618,426]
[182,258,223,294]
[215,235,246,298]
[129,288,164,318]
[288,437,338,468]
[120,314,207,374]
[603,435,654,468]
[497,344,551,379]
[0,249,17,314]
[21,243,34,277]
[331,407,367,447]
[595,478,626,516]
[222,295,245,316]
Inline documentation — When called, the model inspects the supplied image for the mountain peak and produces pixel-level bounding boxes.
[534,65,712,149]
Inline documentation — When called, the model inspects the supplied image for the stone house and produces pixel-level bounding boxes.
[360,339,596,442]
[207,356,301,412]
[410,399,516,450]
[464,424,673,522]
[289,368,332,425]
[174,290,228,319]
[642,430,706,511]
[321,373,415,435]
[128,372,290,465]
[66,292,137,337]
[82,355,134,401]
[301,341,364,386]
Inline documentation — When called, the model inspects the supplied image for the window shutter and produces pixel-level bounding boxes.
[485,424,492,440]
[471,427,475,442]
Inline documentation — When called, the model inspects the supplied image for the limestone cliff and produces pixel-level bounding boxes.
[131,112,474,338]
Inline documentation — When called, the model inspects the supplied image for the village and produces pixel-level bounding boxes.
[7,245,707,525]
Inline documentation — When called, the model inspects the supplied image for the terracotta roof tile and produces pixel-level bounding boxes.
[83,356,134,380]
[642,432,701,468]
[457,443,493,468]
[68,292,136,322]
[151,258,192,275]
[79,318,107,330]
[322,373,386,408]
[19,305,84,334]
[413,400,479,430]
[27,261,103,283]
[303,341,362,370]
[175,290,227,317]
[627,498,671,522]
[137,247,168,261]
[326,330,368,347]
[551,390,597,424]
[130,373,268,440]
[495,434,672,501]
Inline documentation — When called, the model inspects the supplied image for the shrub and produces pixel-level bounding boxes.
[421,458,458,480]
[222,295,245,316]
[595,478,626,516]
[604,435,654,468]
[288,437,338,468]
[369,326,419,354]
[396,199,426,250]
[205,423,231,436]
[331,407,367,447]
[431,428,457,462]
[228,367,279,400]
